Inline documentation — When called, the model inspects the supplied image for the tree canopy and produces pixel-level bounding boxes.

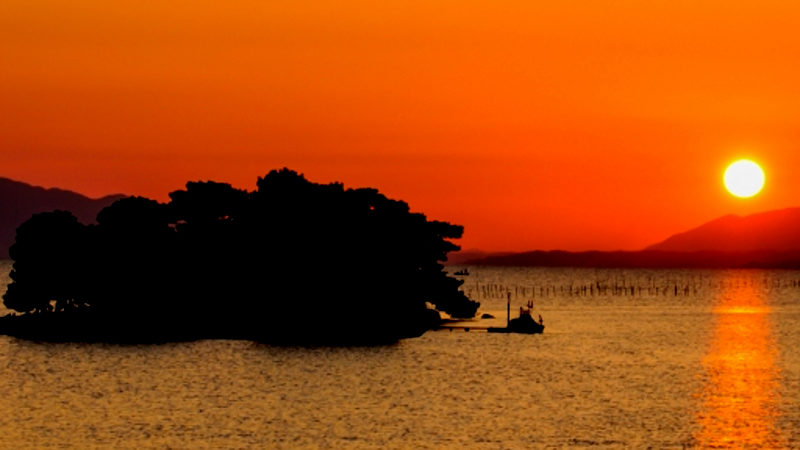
[2,169,478,343]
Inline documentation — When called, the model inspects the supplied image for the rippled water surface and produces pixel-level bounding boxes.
[1,262,799,448]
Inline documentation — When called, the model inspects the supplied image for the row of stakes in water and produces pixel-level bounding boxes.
[463,278,800,299]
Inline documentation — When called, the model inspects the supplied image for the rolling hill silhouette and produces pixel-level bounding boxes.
[0,178,124,258]
[646,208,800,252]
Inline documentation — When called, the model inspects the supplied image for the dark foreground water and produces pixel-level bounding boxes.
[1,261,799,448]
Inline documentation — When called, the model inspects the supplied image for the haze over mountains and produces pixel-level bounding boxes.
[0,178,124,258]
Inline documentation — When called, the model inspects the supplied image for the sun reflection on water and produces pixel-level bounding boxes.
[694,276,784,448]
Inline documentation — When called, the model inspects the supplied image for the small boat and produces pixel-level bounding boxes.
[453,268,470,276]
[488,312,544,334]
[487,299,544,334]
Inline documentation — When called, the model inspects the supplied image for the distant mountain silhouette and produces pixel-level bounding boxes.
[466,249,800,269]
[0,177,124,258]
[446,249,513,265]
[646,207,800,252]
[464,207,800,268]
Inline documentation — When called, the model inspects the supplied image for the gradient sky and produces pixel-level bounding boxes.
[3,1,800,251]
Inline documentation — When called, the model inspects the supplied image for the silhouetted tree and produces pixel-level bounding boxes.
[90,197,175,315]
[5,211,88,313]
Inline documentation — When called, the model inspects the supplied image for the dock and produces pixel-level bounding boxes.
[436,293,544,334]
[436,325,492,332]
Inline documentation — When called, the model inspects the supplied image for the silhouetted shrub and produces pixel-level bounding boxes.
[2,169,479,343]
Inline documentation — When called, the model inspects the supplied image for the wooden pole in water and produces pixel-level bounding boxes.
[506,292,511,327]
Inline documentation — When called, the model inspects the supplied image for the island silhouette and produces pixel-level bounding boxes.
[0,168,479,344]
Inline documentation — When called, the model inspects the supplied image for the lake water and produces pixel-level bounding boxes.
[1,261,799,448]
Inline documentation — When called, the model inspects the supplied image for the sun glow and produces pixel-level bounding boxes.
[724,159,765,198]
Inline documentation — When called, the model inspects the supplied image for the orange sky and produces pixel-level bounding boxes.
[3,1,800,251]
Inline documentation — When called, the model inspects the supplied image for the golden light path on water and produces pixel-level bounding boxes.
[694,275,784,447]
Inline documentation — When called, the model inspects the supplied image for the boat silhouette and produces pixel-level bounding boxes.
[487,297,544,334]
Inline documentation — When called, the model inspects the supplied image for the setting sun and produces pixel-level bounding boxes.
[724,160,765,199]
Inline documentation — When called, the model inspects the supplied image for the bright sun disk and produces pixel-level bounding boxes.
[724,159,765,198]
